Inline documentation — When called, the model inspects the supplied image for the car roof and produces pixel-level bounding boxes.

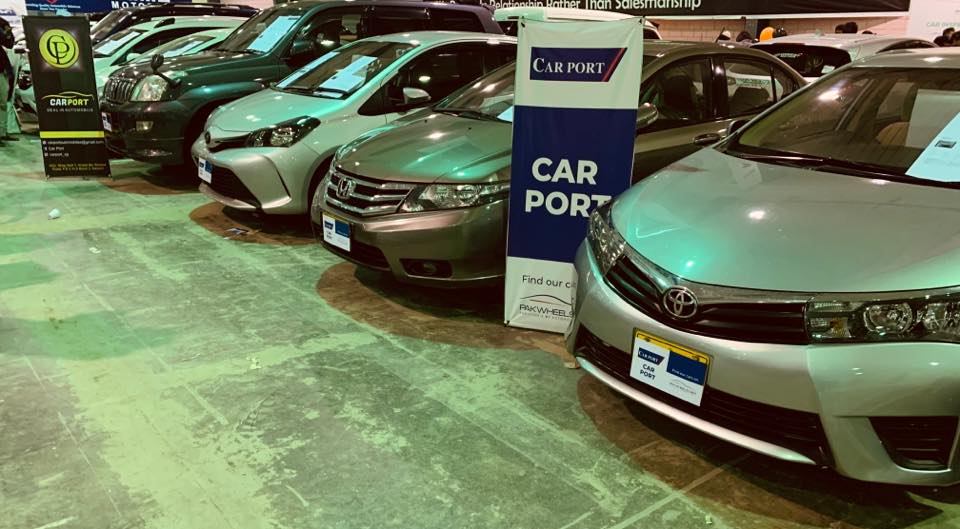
[127,16,246,31]
[644,40,773,59]
[126,3,257,14]
[373,31,516,46]
[850,46,960,68]
[755,33,921,50]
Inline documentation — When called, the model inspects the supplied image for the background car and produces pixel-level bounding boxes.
[89,2,257,44]
[568,47,960,486]
[310,41,804,286]
[192,32,516,215]
[101,0,504,168]
[16,16,244,117]
[752,33,935,81]
[494,7,661,39]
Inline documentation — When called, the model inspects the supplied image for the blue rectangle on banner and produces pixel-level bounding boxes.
[667,352,708,385]
[529,47,626,82]
[506,105,636,263]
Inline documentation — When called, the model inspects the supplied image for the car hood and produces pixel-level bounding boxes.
[339,112,512,184]
[611,148,960,293]
[209,89,346,133]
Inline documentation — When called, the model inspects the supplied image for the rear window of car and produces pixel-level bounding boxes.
[752,43,851,78]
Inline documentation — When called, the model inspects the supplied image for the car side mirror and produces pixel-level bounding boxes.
[288,38,315,59]
[636,103,659,131]
[402,87,431,106]
[727,118,749,136]
[150,53,164,72]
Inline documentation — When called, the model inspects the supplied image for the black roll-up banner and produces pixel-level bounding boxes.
[23,16,110,179]
[482,0,910,16]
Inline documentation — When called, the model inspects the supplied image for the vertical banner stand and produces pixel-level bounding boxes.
[504,18,644,333]
[23,16,110,179]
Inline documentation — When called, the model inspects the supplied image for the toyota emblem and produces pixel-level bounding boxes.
[662,287,699,319]
[336,177,355,200]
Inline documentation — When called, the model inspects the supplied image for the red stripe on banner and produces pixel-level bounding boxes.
[602,48,626,83]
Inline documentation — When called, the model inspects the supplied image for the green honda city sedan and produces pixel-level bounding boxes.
[569,47,960,485]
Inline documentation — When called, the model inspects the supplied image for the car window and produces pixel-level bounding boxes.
[640,59,712,131]
[643,28,659,39]
[430,8,484,32]
[145,33,217,59]
[386,42,486,106]
[773,67,799,101]
[733,67,960,180]
[367,7,430,35]
[293,7,365,54]
[483,43,516,72]
[216,5,309,54]
[93,27,147,58]
[724,59,777,117]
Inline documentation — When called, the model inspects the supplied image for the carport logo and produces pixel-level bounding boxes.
[529,47,626,82]
[38,29,79,69]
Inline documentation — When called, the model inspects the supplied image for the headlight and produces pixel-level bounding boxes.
[806,297,960,343]
[246,116,320,148]
[399,182,509,212]
[587,201,625,275]
[130,75,170,102]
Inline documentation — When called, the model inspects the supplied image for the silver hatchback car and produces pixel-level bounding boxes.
[568,48,960,485]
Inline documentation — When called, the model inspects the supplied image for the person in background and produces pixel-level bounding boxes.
[0,18,14,145]
[736,30,753,42]
[862,30,875,35]
[774,26,788,38]
[943,27,955,40]
[843,21,859,33]
[935,35,948,46]
[951,32,960,46]
[759,26,775,41]
[715,29,732,42]
[835,24,845,33]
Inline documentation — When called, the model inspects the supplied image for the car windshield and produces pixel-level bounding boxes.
[753,43,851,78]
[141,33,217,59]
[90,10,128,43]
[435,63,516,122]
[727,66,960,187]
[93,27,146,58]
[215,6,306,54]
[276,41,415,99]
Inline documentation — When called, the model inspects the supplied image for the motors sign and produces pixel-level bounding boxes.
[24,16,109,179]
[24,0,165,14]
[504,19,643,333]
[482,0,910,16]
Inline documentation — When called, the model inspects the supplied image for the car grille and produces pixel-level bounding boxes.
[209,166,260,208]
[575,326,833,467]
[104,77,138,104]
[870,416,958,471]
[605,256,809,344]
[324,166,417,217]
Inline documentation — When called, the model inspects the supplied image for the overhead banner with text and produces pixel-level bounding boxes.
[25,0,167,15]
[504,18,642,332]
[482,0,910,16]
[24,16,109,178]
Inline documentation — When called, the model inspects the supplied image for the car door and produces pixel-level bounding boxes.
[632,58,724,181]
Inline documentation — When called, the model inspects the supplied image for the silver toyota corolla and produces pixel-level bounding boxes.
[568,48,960,485]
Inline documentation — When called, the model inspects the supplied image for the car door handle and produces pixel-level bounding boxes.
[693,133,723,146]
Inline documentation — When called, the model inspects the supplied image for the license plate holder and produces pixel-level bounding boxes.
[322,212,351,252]
[101,112,112,132]
[629,329,711,406]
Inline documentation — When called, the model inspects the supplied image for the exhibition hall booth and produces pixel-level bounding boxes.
[4,0,960,528]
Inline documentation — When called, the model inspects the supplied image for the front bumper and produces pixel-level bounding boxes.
[311,185,507,287]
[191,136,318,215]
[101,99,190,165]
[567,242,960,486]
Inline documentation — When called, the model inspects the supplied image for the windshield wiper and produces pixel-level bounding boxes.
[436,107,503,122]
[728,148,912,180]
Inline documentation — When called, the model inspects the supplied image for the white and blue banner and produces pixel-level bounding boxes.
[504,18,644,332]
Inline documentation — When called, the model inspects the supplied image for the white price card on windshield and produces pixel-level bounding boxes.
[317,55,376,94]
[277,52,338,89]
[247,15,300,54]
[907,112,960,183]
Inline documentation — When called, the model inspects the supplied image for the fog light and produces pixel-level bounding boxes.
[136,121,153,132]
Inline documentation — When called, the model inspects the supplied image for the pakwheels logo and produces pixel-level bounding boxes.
[42,91,94,108]
[38,29,79,69]
[519,294,573,320]
[529,47,626,83]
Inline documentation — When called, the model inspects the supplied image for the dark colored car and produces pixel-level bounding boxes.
[101,0,502,167]
[90,3,259,44]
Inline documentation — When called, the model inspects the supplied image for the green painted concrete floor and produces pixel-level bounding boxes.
[3,131,960,529]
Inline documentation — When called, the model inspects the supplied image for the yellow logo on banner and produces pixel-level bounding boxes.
[38,29,79,69]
